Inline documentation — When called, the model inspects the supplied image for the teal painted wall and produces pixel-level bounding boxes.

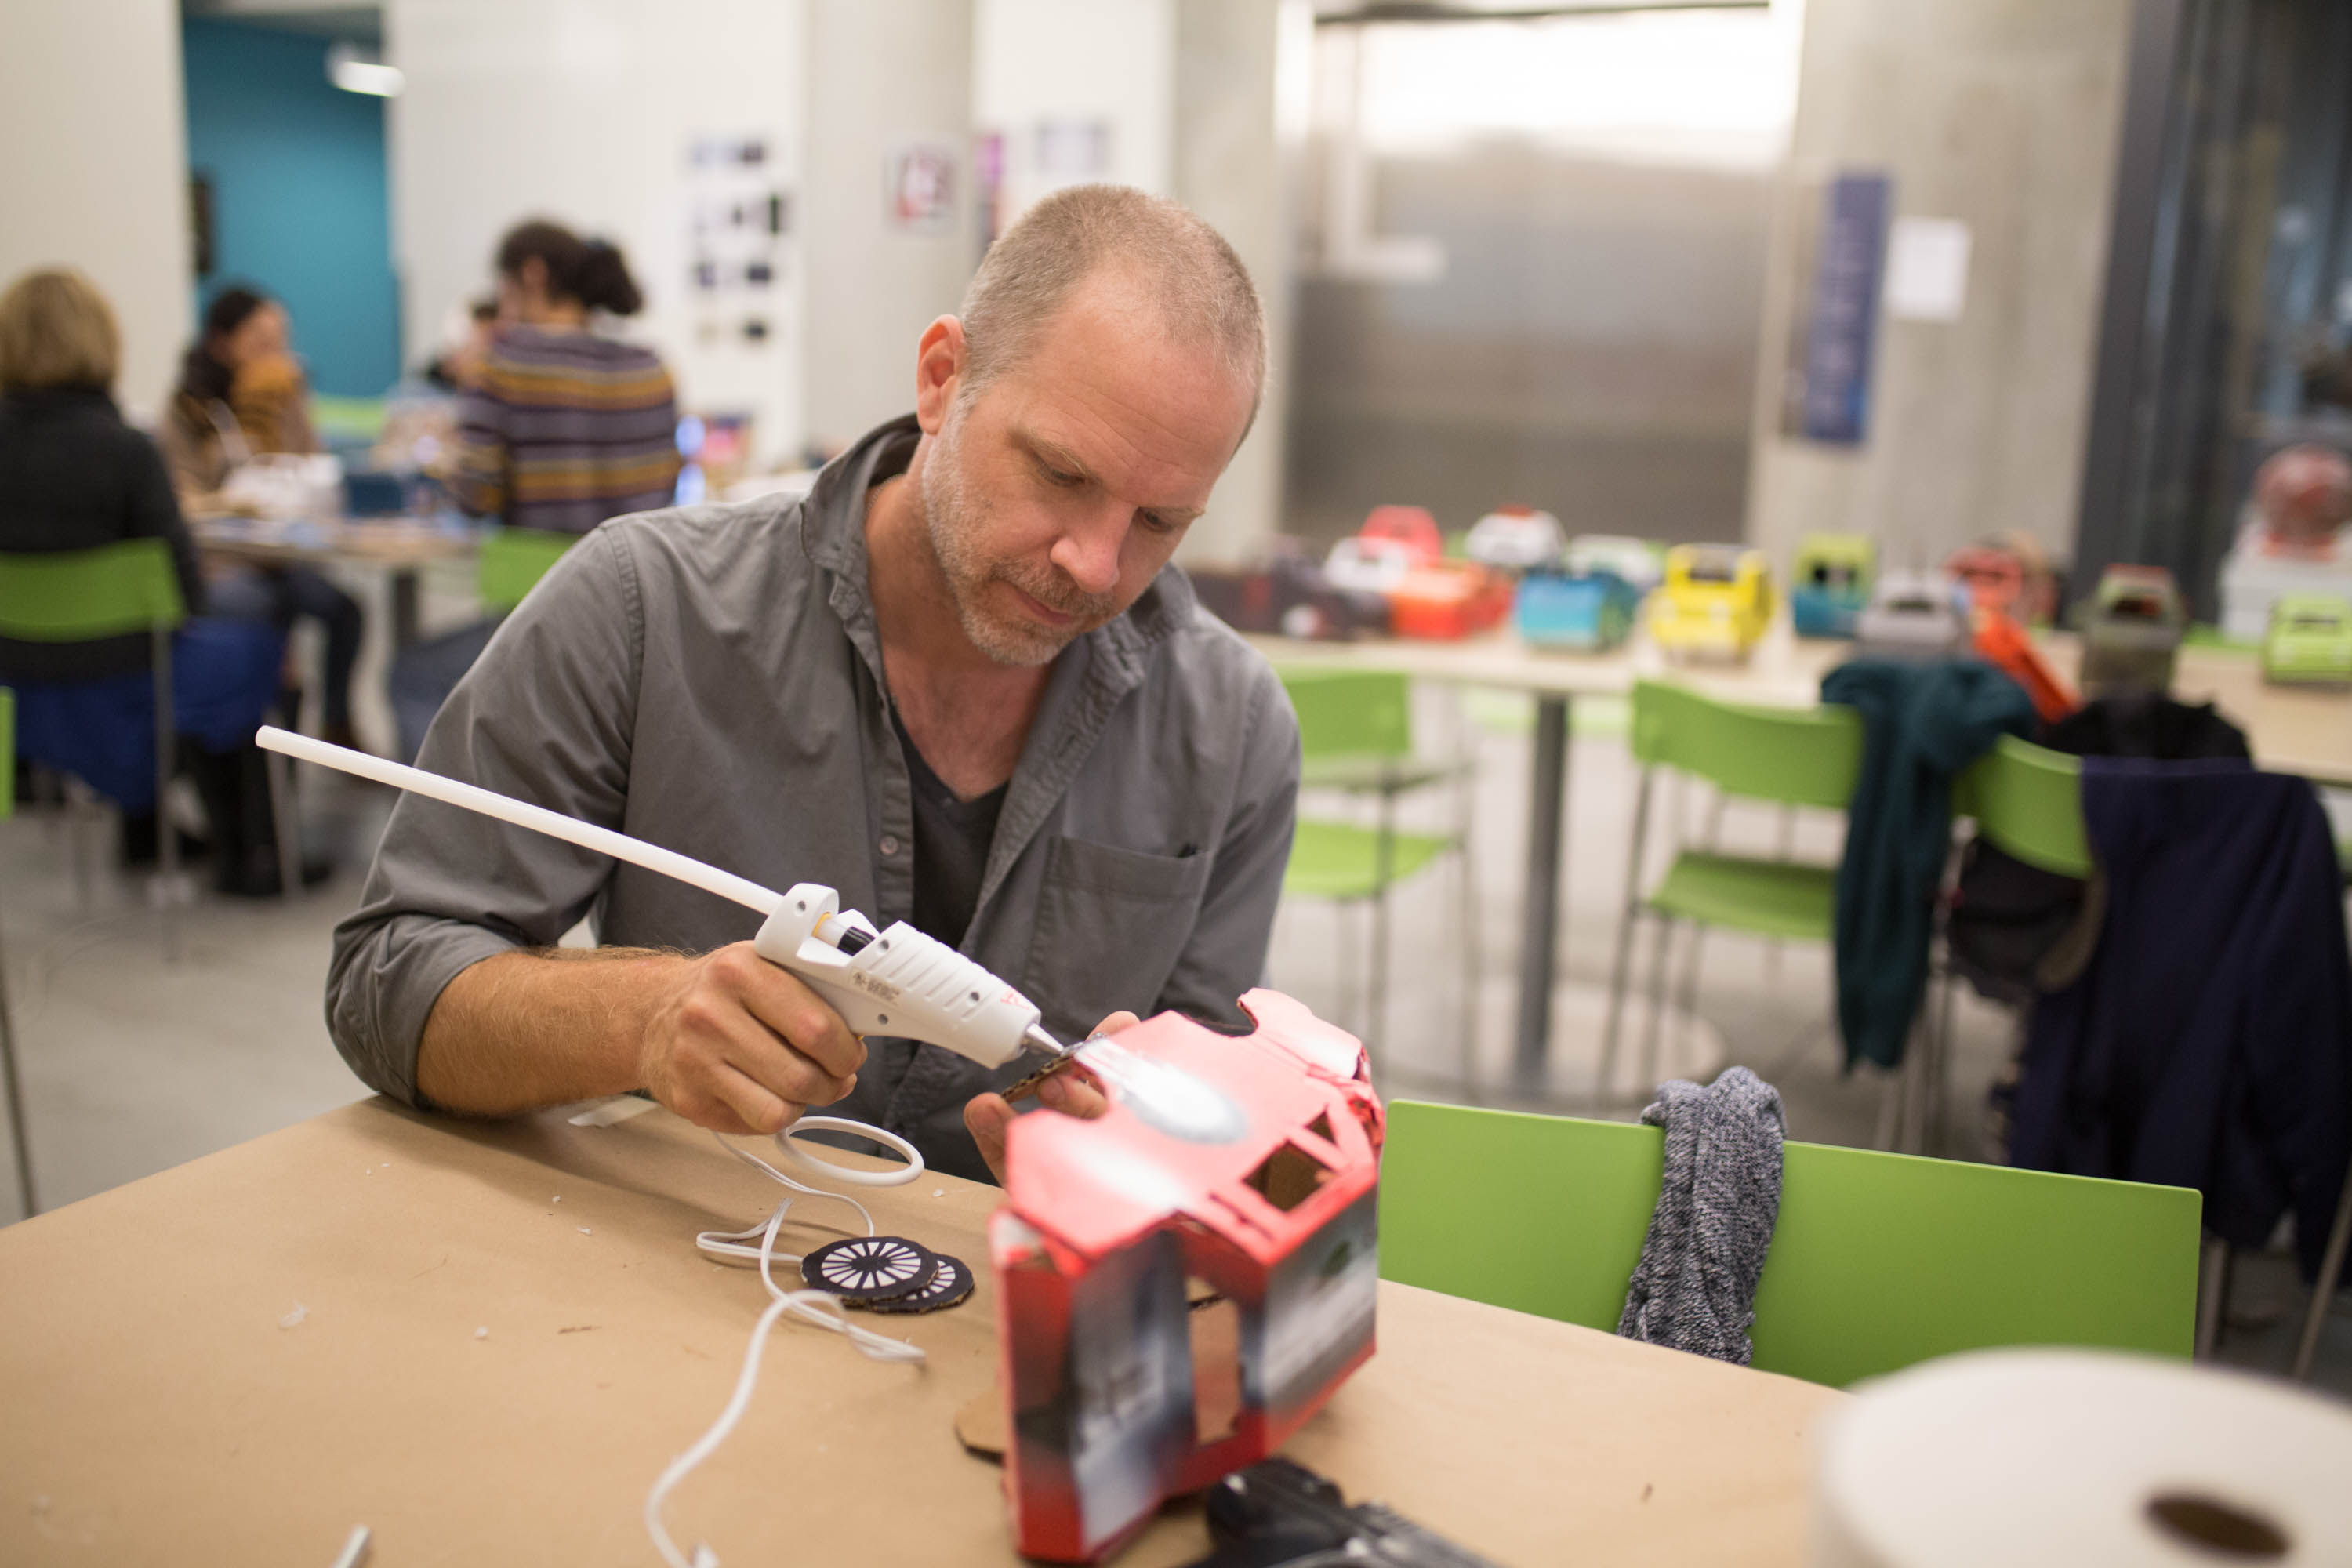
[183,18,400,397]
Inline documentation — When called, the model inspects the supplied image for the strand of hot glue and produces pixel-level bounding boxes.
[644,1118,931,1568]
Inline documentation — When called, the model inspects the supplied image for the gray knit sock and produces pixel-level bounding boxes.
[1615,1065,1786,1364]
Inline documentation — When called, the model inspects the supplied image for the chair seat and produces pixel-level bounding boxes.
[1648,851,1835,941]
[1283,818,1452,901]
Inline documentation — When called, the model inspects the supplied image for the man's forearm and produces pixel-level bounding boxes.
[416,946,685,1115]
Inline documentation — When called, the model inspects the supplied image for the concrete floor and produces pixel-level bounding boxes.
[1,684,2344,1393]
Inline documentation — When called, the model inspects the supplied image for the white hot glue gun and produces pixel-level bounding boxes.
[256,727,1069,1071]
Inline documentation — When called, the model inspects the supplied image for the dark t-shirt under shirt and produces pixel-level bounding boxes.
[891,708,1006,948]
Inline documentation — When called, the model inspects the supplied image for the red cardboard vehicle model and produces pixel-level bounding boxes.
[991,991,1385,1563]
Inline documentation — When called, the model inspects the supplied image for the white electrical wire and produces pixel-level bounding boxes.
[644,1117,931,1568]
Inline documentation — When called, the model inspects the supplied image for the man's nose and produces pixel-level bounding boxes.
[1048,505,1127,597]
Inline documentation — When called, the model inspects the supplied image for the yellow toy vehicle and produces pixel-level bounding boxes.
[1649,543,1774,660]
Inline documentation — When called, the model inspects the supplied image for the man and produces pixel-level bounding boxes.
[327,186,1300,1185]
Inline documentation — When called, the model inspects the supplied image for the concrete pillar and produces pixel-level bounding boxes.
[1171,0,1299,568]
[0,0,193,423]
[1743,0,2138,574]
[803,0,978,455]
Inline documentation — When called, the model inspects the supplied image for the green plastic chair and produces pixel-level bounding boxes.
[0,685,34,1216]
[1952,735,2090,877]
[0,541,191,944]
[477,527,576,615]
[1279,669,1468,1056]
[1377,1098,2200,1387]
[1949,736,2352,1384]
[1600,680,1864,1098]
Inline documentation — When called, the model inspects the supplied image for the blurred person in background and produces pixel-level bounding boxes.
[2245,443,2352,557]
[387,223,677,760]
[449,220,679,533]
[423,297,499,393]
[162,285,367,751]
[0,268,315,894]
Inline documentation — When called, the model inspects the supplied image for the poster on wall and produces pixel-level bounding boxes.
[1788,171,1892,447]
[684,132,793,353]
[887,143,958,234]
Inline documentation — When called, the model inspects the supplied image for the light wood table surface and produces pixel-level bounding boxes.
[0,1098,1840,1566]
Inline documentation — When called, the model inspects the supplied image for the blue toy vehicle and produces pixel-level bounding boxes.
[1516,566,1639,652]
[1789,533,1875,639]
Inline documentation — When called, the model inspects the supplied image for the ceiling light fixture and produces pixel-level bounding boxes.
[326,41,403,97]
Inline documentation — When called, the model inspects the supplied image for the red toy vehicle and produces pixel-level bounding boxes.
[992,991,1385,1563]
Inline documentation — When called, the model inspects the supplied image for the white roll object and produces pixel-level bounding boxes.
[1811,1348,2352,1566]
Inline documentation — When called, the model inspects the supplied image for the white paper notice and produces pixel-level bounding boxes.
[1884,217,1972,323]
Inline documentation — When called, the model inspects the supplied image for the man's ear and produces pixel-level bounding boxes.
[913,316,968,435]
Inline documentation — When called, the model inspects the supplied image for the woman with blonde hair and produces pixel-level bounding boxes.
[0,268,315,895]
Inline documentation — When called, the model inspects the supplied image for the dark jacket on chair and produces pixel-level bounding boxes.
[1820,659,2038,1069]
[0,388,206,681]
[2011,758,2352,1279]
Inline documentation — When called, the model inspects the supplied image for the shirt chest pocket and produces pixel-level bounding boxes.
[1024,833,1214,1040]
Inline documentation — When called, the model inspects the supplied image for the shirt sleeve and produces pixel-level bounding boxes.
[325,524,644,1105]
[1153,665,1301,1031]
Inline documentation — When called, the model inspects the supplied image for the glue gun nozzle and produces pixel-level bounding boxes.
[1024,1023,1068,1059]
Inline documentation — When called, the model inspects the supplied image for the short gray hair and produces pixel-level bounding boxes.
[958,185,1265,414]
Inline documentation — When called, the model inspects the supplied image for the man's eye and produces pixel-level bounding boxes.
[1040,465,1083,488]
[1137,511,1178,536]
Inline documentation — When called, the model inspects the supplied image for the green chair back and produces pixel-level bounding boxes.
[477,527,576,615]
[1378,1099,2199,1387]
[1629,678,1861,808]
[1281,669,1414,764]
[0,539,187,641]
[1953,735,2091,877]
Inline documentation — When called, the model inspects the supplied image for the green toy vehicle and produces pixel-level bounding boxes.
[1790,533,1875,638]
[2262,593,2352,687]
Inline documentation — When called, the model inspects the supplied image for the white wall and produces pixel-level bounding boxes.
[973,0,1176,228]
[803,0,977,455]
[0,0,193,424]
[1742,0,2136,571]
[387,0,808,463]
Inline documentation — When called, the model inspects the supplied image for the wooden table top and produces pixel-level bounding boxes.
[0,1099,1841,1566]
[191,515,478,572]
[1249,625,2352,788]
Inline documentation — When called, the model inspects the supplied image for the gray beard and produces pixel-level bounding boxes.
[919,412,1114,668]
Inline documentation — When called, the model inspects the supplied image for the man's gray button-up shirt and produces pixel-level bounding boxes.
[325,416,1302,1182]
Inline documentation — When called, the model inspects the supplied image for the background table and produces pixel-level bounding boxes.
[0,1098,1839,1565]
[1252,622,2352,1091]
[192,516,480,650]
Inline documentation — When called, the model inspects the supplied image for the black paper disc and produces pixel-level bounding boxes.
[800,1235,937,1302]
[861,1250,975,1316]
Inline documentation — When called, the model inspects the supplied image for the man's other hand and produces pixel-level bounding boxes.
[637,942,866,1136]
[964,1010,1135,1185]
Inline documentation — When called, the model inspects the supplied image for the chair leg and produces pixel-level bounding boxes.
[1454,822,1481,1094]
[2196,1235,2234,1359]
[153,626,180,960]
[1597,769,1657,1101]
[1873,1064,1904,1152]
[2292,1164,2352,1381]
[1369,883,1392,1058]
[267,749,301,904]
[0,908,34,1218]
[1636,916,1676,1102]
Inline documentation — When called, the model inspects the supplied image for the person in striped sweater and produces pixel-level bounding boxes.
[450,220,679,535]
